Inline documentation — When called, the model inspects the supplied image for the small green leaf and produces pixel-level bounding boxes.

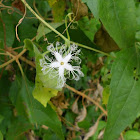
[124,130,140,140]
[36,23,63,41]
[78,17,101,41]
[102,86,110,105]
[24,39,35,57]
[104,47,140,140]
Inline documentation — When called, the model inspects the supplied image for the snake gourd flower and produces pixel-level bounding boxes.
[40,42,84,88]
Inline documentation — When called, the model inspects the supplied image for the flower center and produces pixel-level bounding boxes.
[60,62,64,65]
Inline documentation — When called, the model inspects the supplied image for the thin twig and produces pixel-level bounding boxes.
[120,133,124,140]
[65,84,107,116]
[0,49,27,69]
[10,49,35,68]
[33,0,44,20]
[0,53,9,56]
[12,46,23,50]
[15,4,26,42]
[61,0,79,36]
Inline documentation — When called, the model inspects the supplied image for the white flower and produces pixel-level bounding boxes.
[40,42,84,88]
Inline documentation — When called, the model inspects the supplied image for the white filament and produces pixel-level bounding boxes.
[40,42,84,88]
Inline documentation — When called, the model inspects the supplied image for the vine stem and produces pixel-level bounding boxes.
[21,0,68,43]
[0,53,9,56]
[70,41,115,58]
[21,0,114,58]
[65,84,107,116]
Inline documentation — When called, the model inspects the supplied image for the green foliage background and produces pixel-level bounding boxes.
[0,0,140,140]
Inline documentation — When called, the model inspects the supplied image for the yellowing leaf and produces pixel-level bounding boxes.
[24,39,61,106]
[33,44,60,106]
[47,0,57,7]
[52,0,65,22]
[102,86,110,105]
[33,77,58,107]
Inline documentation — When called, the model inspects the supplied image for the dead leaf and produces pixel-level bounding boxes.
[41,125,49,130]
[75,105,87,123]
[94,83,103,98]
[92,57,104,76]
[84,121,99,140]
[51,91,69,109]
[94,25,120,52]
[75,101,87,123]
[25,130,35,140]
[71,96,80,114]
[71,0,88,20]
[98,129,105,140]
[52,0,66,22]
[12,0,25,13]
[84,114,104,140]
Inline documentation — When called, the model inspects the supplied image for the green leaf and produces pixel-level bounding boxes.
[6,117,33,140]
[0,73,13,135]
[104,47,140,140]
[124,130,140,140]
[9,76,64,140]
[0,11,15,47]
[99,0,136,49]
[0,115,4,124]
[83,0,99,19]
[0,131,3,140]
[136,3,140,31]
[78,17,101,41]
[24,39,35,57]
[36,23,63,41]
[43,130,60,140]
